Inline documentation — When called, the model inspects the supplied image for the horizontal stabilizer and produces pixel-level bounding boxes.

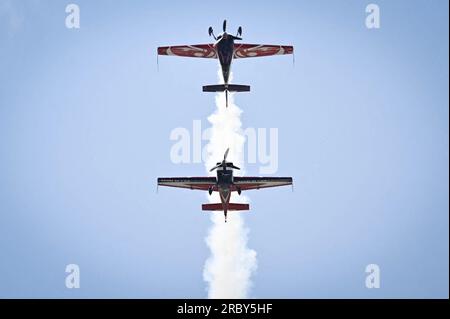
[202,203,223,211]
[202,84,250,92]
[202,203,249,211]
[228,203,250,211]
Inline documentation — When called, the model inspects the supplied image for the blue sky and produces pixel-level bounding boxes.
[0,0,448,298]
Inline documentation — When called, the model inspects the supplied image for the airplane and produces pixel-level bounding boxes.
[157,20,294,107]
[157,149,293,222]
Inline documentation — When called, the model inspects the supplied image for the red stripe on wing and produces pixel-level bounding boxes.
[157,44,217,58]
[233,44,293,58]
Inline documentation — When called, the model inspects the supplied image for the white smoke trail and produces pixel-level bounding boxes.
[203,71,257,299]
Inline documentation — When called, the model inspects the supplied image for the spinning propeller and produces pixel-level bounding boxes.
[209,148,241,172]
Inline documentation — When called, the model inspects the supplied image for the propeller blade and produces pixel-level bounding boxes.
[210,164,220,172]
[224,162,240,170]
[223,20,227,32]
[224,148,229,161]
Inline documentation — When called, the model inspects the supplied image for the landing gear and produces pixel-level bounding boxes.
[237,187,241,195]
[208,186,213,195]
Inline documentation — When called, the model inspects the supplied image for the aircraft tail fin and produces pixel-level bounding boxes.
[202,203,249,211]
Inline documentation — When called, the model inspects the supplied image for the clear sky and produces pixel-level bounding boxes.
[0,0,448,298]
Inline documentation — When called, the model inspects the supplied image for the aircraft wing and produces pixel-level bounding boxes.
[157,177,217,191]
[233,44,293,58]
[157,44,217,58]
[233,177,293,190]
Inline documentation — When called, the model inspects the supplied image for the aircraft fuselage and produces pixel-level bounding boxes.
[216,167,234,221]
[215,33,235,84]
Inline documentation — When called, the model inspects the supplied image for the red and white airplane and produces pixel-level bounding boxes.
[157,20,294,107]
[157,149,293,222]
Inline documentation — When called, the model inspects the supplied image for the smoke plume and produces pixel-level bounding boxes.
[203,72,257,299]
